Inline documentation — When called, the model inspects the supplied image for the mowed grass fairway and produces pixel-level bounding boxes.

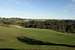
[0,26,75,50]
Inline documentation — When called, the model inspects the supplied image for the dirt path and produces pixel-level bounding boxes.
[10,25,23,29]
[15,25,23,28]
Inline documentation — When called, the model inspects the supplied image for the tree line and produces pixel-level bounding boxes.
[0,18,75,33]
[22,20,75,33]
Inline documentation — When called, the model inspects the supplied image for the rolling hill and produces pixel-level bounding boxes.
[0,25,75,50]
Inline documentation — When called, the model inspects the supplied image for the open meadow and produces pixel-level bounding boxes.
[0,25,75,50]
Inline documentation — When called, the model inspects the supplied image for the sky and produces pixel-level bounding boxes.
[0,0,75,19]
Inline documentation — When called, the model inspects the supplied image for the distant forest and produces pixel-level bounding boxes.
[0,18,75,33]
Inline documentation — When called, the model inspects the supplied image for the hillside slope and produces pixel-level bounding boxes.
[0,26,75,50]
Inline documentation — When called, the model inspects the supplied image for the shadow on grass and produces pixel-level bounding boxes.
[0,39,4,41]
[0,48,16,50]
[17,36,75,48]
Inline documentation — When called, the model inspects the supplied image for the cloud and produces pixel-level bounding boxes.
[16,0,32,5]
[64,0,75,14]
[72,0,75,2]
[71,0,75,12]
[16,0,33,9]
[60,0,75,19]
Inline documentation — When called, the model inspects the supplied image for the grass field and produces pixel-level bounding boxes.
[0,26,75,50]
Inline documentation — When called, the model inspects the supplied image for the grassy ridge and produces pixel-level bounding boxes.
[0,26,75,50]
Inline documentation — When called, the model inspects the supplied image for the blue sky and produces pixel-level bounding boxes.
[0,0,75,19]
